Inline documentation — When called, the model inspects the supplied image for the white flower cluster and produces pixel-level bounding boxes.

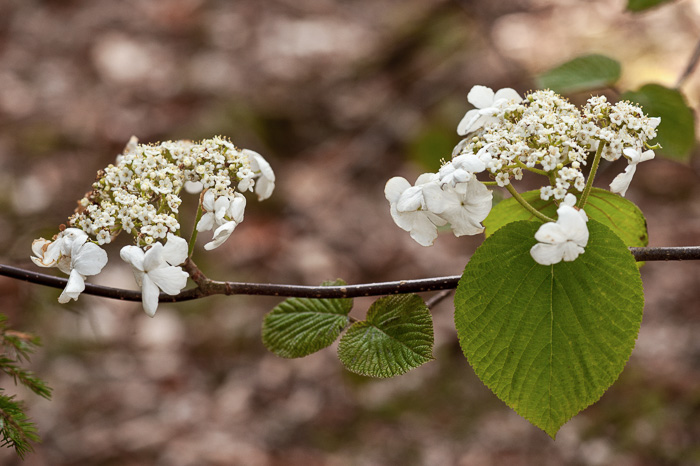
[70,136,274,248]
[33,136,275,316]
[385,85,660,266]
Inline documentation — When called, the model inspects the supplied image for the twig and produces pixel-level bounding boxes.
[425,289,454,309]
[2,246,700,303]
[676,37,700,88]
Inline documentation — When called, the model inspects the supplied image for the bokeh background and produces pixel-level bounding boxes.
[1,0,700,464]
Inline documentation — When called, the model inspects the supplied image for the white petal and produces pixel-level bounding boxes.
[227,194,246,223]
[639,149,655,163]
[408,214,439,246]
[456,110,480,136]
[385,177,411,203]
[31,238,51,259]
[562,193,577,207]
[57,256,72,275]
[196,212,216,232]
[147,266,189,295]
[493,88,522,104]
[556,206,589,247]
[534,222,568,244]
[452,153,486,173]
[561,242,585,262]
[390,205,414,232]
[449,214,485,236]
[396,186,424,212]
[649,117,661,129]
[31,238,59,267]
[184,180,203,194]
[255,177,275,201]
[530,242,565,265]
[214,196,230,221]
[245,150,275,181]
[415,172,439,185]
[422,182,451,215]
[59,229,88,256]
[623,147,642,164]
[142,243,164,272]
[141,275,160,317]
[162,233,188,266]
[120,245,145,271]
[58,269,85,303]
[609,165,636,197]
[467,85,495,108]
[72,242,108,277]
[204,222,236,250]
[201,189,216,211]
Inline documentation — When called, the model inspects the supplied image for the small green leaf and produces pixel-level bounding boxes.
[535,54,621,94]
[338,294,434,378]
[455,220,644,437]
[483,188,648,247]
[262,280,352,358]
[622,84,695,161]
[627,0,676,12]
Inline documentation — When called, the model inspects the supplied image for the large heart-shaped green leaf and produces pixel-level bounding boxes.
[455,220,644,437]
[262,280,352,358]
[483,188,648,247]
[338,294,434,378]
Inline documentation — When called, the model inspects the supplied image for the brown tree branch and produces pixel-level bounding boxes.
[3,246,700,302]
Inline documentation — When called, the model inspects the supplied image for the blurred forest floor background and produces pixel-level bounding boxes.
[1,0,700,464]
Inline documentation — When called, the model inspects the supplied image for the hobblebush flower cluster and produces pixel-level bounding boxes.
[385,85,660,265]
[31,136,275,316]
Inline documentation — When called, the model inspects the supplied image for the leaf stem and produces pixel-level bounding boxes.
[505,184,555,223]
[577,142,606,209]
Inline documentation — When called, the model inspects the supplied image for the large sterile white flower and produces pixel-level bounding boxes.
[242,149,275,201]
[457,86,522,136]
[438,151,487,194]
[422,178,493,236]
[385,174,446,247]
[609,147,655,197]
[196,189,247,250]
[120,233,189,317]
[58,233,109,303]
[31,228,108,303]
[530,194,589,265]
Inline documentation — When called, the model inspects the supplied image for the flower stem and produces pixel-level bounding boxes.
[577,142,606,209]
[188,200,204,258]
[515,159,549,177]
[505,183,555,223]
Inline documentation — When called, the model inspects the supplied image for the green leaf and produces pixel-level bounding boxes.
[535,54,621,94]
[455,220,644,437]
[262,280,352,358]
[483,188,648,247]
[622,84,695,161]
[338,294,434,378]
[627,0,676,12]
